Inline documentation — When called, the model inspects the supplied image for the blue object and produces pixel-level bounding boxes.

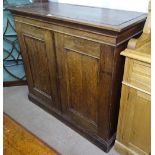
[3,0,31,82]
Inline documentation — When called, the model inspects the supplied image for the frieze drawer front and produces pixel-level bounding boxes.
[123,59,151,92]
[9,2,146,152]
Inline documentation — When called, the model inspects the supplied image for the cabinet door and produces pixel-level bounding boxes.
[55,33,99,133]
[15,23,60,111]
[55,33,114,137]
[117,85,151,155]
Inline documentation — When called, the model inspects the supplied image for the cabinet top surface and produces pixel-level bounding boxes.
[8,2,147,32]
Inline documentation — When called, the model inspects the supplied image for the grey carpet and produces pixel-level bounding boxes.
[3,86,120,155]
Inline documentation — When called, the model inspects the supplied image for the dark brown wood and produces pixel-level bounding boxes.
[8,2,146,32]
[33,0,48,2]
[15,23,60,112]
[3,80,27,87]
[55,33,100,134]
[8,2,146,152]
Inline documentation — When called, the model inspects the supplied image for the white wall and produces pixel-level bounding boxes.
[49,0,149,12]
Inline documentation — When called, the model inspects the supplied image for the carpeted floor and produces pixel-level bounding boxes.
[3,86,120,155]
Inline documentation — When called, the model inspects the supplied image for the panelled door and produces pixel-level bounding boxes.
[15,22,60,111]
[55,32,114,137]
[117,85,151,154]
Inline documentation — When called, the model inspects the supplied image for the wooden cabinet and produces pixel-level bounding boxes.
[115,1,151,153]
[9,2,146,152]
[115,55,151,155]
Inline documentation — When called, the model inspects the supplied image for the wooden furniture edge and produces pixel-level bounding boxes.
[8,3,147,33]
[122,81,151,95]
[3,80,27,87]
[115,140,149,155]
[120,49,151,63]
[127,0,151,50]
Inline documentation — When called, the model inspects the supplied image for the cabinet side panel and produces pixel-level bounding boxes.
[116,84,151,155]
[130,91,150,153]
[109,43,126,136]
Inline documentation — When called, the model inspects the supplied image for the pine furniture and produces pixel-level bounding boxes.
[115,1,151,154]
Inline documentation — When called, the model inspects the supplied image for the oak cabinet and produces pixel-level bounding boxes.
[9,2,146,152]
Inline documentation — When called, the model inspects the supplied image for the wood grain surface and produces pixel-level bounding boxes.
[8,2,146,152]
[4,114,59,155]
[115,1,151,154]
[8,2,146,32]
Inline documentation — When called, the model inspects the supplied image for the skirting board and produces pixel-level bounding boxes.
[114,140,149,155]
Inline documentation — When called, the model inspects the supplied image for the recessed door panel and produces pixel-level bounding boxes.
[118,85,151,154]
[65,48,99,124]
[24,35,51,96]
